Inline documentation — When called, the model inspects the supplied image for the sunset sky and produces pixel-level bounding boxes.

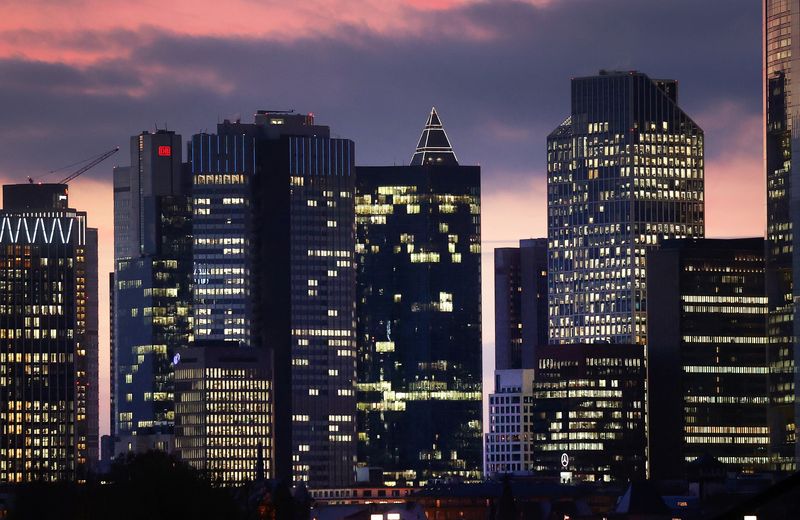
[0,0,763,435]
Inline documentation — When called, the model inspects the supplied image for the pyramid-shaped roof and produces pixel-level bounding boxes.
[410,107,459,166]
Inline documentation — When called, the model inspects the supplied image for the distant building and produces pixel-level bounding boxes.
[648,238,770,479]
[494,239,547,371]
[484,369,535,477]
[355,108,483,483]
[174,344,272,485]
[0,183,98,482]
[547,70,704,345]
[112,130,192,450]
[532,344,647,484]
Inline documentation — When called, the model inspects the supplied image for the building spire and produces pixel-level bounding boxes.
[410,107,459,166]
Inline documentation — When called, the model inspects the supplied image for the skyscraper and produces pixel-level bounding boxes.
[355,108,483,483]
[648,238,770,479]
[190,111,357,488]
[547,70,704,345]
[764,0,797,472]
[0,183,98,482]
[112,130,192,449]
[494,238,548,371]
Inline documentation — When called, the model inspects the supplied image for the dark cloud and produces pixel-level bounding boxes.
[0,0,760,189]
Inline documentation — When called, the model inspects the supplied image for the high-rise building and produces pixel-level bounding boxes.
[355,108,483,483]
[531,344,647,484]
[484,369,535,477]
[112,130,192,449]
[648,238,770,479]
[764,0,797,472]
[0,183,98,482]
[547,70,705,345]
[494,239,548,371]
[174,344,272,485]
[190,111,357,488]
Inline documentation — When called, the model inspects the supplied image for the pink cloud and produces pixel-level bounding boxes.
[695,101,765,238]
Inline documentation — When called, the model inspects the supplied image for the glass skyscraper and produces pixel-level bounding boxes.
[0,183,98,482]
[113,130,192,448]
[355,108,483,483]
[190,112,357,488]
[547,70,705,345]
[764,0,798,472]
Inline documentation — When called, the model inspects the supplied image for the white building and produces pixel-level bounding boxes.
[484,369,535,476]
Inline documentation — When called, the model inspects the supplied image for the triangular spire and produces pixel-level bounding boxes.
[410,107,459,166]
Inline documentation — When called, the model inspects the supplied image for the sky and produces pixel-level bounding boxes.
[0,0,763,437]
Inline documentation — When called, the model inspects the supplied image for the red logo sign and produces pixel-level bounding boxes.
[158,145,172,157]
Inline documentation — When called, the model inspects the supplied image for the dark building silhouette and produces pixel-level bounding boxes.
[647,238,770,479]
[764,0,797,473]
[112,130,192,452]
[355,108,483,483]
[547,70,704,345]
[532,344,647,484]
[189,111,357,488]
[494,239,547,371]
[0,183,98,482]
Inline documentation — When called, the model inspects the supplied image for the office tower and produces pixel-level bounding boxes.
[113,130,192,449]
[190,123,258,347]
[547,70,704,345]
[764,0,797,472]
[532,344,646,484]
[648,238,770,479]
[494,238,548,370]
[174,344,272,485]
[484,369,535,477]
[190,111,357,488]
[0,183,97,482]
[355,108,483,483]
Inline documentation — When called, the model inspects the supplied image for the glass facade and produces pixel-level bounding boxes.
[0,184,97,483]
[547,70,704,345]
[355,108,483,483]
[257,124,357,488]
[189,126,257,346]
[113,131,192,445]
[531,344,646,484]
[174,345,271,485]
[764,0,798,472]
[648,238,770,479]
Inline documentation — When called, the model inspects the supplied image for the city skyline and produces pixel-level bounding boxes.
[0,0,764,446]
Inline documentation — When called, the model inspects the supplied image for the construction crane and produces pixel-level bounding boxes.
[28,146,120,184]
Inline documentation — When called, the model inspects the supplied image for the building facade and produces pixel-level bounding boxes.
[174,345,271,485]
[190,112,358,488]
[484,369,535,477]
[113,130,192,447]
[0,183,97,482]
[531,344,647,484]
[254,112,357,488]
[547,70,704,345]
[494,239,547,371]
[648,238,770,479]
[355,108,483,483]
[764,0,798,472]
